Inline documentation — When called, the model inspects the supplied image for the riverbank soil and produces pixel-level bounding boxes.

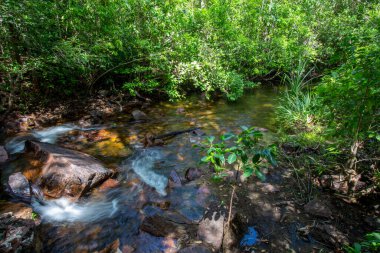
[214,151,379,252]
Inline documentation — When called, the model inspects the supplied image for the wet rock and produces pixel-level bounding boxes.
[168,170,182,188]
[0,202,34,220]
[310,224,349,248]
[140,213,193,239]
[6,172,31,202]
[132,109,148,121]
[0,146,8,163]
[0,212,35,253]
[185,168,202,182]
[4,134,38,154]
[98,178,120,192]
[98,238,121,253]
[191,128,206,137]
[25,140,112,199]
[197,205,226,251]
[179,245,212,253]
[304,198,332,218]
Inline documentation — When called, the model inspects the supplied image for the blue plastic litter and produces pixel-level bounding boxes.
[240,226,258,247]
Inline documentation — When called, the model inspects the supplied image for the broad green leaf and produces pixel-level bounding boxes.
[242,167,254,178]
[227,153,237,164]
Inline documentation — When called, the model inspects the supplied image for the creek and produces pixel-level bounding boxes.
[1,86,280,252]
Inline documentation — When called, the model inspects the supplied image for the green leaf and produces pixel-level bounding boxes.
[255,169,266,181]
[227,153,237,164]
[201,156,209,162]
[252,154,260,164]
[207,136,215,143]
[242,167,254,178]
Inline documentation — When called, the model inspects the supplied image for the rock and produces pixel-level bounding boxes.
[191,129,206,136]
[185,168,202,182]
[140,213,193,239]
[25,140,112,199]
[0,212,35,253]
[179,245,212,253]
[6,172,31,202]
[310,224,349,248]
[0,146,8,163]
[304,198,332,218]
[197,205,226,251]
[168,170,182,188]
[0,202,34,220]
[131,109,148,121]
[98,178,120,192]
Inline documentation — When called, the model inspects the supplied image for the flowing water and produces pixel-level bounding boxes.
[1,87,280,252]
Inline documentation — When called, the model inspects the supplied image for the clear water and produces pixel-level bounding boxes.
[1,86,279,252]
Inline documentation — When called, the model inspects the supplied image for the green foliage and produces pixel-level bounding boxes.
[315,6,380,142]
[1,0,378,111]
[195,126,276,181]
[345,232,380,253]
[275,60,318,133]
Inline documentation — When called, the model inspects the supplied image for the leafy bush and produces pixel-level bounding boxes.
[195,126,276,181]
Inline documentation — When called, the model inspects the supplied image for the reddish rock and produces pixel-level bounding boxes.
[98,178,120,192]
[0,146,8,163]
[25,140,112,199]
[304,198,332,218]
[185,168,202,182]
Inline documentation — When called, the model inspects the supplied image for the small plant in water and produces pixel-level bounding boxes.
[194,126,277,226]
[195,126,277,181]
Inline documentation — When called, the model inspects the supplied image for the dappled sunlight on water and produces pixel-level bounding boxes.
[2,87,279,252]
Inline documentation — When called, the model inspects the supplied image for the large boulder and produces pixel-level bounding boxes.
[25,140,112,199]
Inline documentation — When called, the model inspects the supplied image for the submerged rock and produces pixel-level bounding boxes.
[6,172,31,202]
[140,212,195,239]
[185,168,202,182]
[0,146,8,163]
[304,198,332,219]
[168,170,182,188]
[132,109,148,121]
[25,140,112,199]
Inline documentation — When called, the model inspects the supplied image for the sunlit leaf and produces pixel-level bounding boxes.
[227,153,237,164]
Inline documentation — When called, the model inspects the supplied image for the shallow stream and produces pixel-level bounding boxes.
[1,86,280,252]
